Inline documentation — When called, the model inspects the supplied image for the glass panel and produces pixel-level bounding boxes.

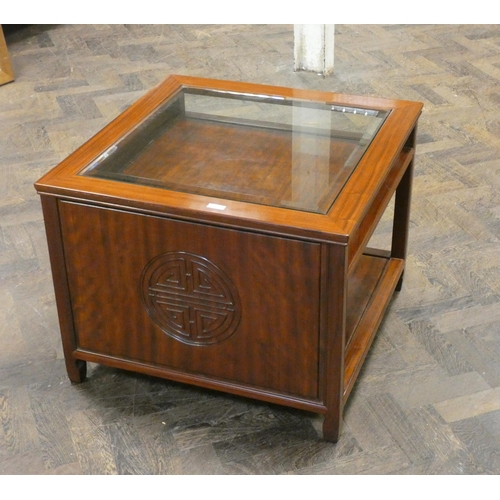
[80,87,389,214]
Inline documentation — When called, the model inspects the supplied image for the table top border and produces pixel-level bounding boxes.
[35,74,423,243]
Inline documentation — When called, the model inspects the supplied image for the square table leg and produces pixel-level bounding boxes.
[322,242,347,442]
[41,196,87,383]
[392,126,417,291]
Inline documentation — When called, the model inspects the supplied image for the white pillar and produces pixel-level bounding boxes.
[294,24,334,76]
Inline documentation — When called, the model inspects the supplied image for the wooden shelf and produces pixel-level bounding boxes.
[343,253,404,402]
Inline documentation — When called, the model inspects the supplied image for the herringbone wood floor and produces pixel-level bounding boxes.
[1,24,500,475]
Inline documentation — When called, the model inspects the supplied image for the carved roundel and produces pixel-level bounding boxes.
[141,252,241,346]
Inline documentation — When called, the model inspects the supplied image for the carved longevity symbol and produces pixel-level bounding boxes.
[141,252,241,345]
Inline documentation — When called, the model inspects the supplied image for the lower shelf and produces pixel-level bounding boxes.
[344,253,404,402]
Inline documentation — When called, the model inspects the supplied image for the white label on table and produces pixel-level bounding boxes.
[206,203,227,210]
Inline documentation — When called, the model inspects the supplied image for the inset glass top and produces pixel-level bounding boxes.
[80,86,389,214]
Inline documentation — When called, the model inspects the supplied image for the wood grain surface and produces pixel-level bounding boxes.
[58,200,322,399]
[1,23,500,475]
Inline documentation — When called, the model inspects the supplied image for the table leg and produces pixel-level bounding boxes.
[322,243,347,442]
[41,196,87,383]
[391,126,417,291]
[66,359,87,384]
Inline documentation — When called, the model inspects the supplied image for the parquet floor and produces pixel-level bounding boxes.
[1,24,499,475]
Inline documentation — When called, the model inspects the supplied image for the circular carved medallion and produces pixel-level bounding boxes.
[141,252,241,346]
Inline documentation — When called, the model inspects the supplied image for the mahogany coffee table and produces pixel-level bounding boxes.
[35,75,422,442]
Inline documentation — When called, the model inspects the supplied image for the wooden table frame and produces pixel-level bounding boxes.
[35,75,422,442]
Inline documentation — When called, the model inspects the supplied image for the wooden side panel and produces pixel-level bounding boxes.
[58,201,321,399]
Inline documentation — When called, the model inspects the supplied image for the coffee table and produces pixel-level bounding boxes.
[35,75,422,442]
